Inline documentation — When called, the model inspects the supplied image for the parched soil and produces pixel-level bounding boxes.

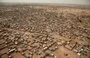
[0,5,90,58]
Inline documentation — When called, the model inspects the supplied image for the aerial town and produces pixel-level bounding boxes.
[0,5,90,58]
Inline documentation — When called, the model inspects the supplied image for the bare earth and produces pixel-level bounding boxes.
[0,5,90,58]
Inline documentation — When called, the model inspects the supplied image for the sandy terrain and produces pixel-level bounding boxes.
[0,5,90,58]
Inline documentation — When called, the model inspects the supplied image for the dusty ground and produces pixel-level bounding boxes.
[0,5,90,58]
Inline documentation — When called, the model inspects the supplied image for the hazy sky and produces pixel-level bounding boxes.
[0,0,90,5]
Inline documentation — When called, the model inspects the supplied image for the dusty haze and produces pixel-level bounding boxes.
[0,0,90,5]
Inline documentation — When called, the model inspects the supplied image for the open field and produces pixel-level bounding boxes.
[0,4,90,58]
